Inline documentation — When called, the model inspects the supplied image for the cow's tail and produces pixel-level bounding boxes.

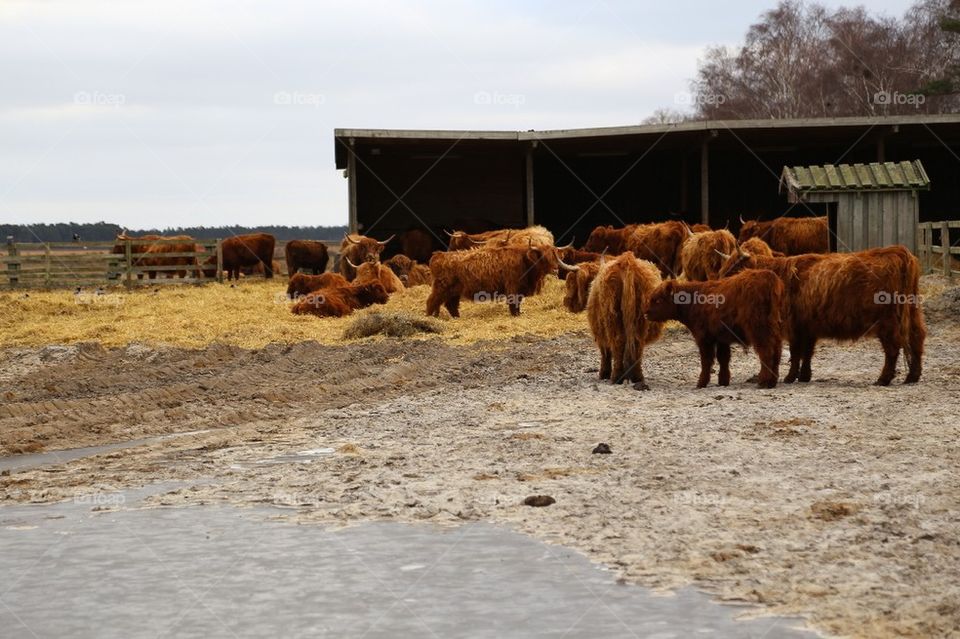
[621,262,640,380]
[899,249,926,379]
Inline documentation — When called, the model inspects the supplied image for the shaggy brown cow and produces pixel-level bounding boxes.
[647,270,784,389]
[691,224,712,233]
[339,233,393,281]
[680,228,738,281]
[407,263,433,286]
[586,253,663,389]
[737,237,783,258]
[202,233,276,280]
[384,254,433,286]
[398,229,435,263]
[286,272,349,299]
[718,244,925,385]
[563,260,602,312]
[584,222,687,278]
[557,247,605,281]
[445,225,554,251]
[113,234,196,279]
[427,245,577,317]
[738,215,829,255]
[290,281,389,318]
[285,240,329,276]
[351,259,405,294]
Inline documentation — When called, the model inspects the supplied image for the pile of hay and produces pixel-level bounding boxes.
[342,311,444,339]
[0,276,588,348]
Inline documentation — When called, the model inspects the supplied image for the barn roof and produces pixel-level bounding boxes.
[780,160,931,194]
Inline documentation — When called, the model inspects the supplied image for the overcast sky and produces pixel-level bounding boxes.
[1,0,916,230]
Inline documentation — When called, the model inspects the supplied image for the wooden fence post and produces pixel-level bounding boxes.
[920,222,930,273]
[44,243,51,287]
[6,238,18,288]
[942,221,951,278]
[216,239,223,283]
[124,239,133,288]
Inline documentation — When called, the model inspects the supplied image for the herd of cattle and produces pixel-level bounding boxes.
[113,214,926,388]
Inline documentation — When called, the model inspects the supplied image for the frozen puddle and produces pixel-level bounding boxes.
[0,491,817,638]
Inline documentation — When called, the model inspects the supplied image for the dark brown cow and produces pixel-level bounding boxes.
[691,223,712,233]
[586,253,663,389]
[351,260,405,294]
[737,215,829,255]
[339,233,393,281]
[112,234,196,279]
[582,224,637,254]
[426,245,577,317]
[584,222,687,278]
[398,229,435,263]
[285,240,329,276]
[384,255,433,287]
[718,244,925,385]
[445,225,554,251]
[647,269,784,389]
[286,272,349,299]
[738,237,784,258]
[407,263,433,286]
[563,261,602,312]
[557,248,605,281]
[680,228,737,281]
[290,281,389,318]
[202,233,276,280]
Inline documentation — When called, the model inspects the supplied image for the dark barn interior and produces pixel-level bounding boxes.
[334,115,960,251]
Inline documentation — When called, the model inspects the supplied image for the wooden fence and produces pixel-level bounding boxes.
[917,221,960,278]
[2,239,343,289]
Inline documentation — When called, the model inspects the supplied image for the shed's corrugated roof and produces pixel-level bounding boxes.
[781,160,930,193]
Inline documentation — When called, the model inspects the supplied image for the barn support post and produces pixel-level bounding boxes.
[524,142,536,227]
[6,238,18,288]
[347,137,358,234]
[124,239,133,289]
[942,221,951,278]
[699,131,717,225]
[216,239,224,284]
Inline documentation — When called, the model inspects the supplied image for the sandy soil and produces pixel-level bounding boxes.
[2,279,960,638]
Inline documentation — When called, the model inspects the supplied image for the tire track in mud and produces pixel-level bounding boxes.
[0,336,584,454]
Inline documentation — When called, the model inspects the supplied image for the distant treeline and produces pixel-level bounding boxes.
[2,222,349,243]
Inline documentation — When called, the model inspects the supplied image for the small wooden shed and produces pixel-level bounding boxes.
[780,160,930,253]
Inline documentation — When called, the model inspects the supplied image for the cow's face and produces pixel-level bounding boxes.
[583,227,615,253]
[646,281,680,322]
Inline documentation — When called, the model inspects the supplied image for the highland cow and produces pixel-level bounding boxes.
[201,233,276,280]
[286,272,349,299]
[426,244,577,317]
[680,228,738,281]
[737,237,783,258]
[563,260,602,313]
[737,215,829,255]
[290,281,389,318]
[647,269,784,389]
[584,221,687,278]
[718,244,925,385]
[445,225,555,251]
[351,259,405,294]
[339,233,394,281]
[586,253,663,389]
[285,240,329,276]
[557,247,606,280]
[112,234,196,279]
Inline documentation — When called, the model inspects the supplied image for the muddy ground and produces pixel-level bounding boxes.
[2,291,960,638]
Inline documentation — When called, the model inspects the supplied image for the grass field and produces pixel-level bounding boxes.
[0,276,586,348]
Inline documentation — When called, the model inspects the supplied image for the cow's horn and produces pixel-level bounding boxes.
[345,256,360,268]
[444,229,458,237]
[469,237,486,245]
[376,234,395,246]
[723,219,730,230]
[345,234,361,244]
[715,249,731,260]
[739,214,746,224]
[557,256,579,271]
[685,223,695,238]
[556,238,575,250]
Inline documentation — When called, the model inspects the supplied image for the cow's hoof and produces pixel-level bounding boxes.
[632,381,650,391]
[873,378,893,386]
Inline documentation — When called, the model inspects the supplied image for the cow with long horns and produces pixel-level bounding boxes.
[349,259,405,294]
[339,233,394,281]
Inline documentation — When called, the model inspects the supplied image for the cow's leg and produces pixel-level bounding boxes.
[696,340,716,388]
[716,342,731,386]
[611,337,627,384]
[508,301,520,316]
[148,271,157,280]
[630,344,649,391]
[264,259,274,279]
[598,346,612,381]
[444,295,460,318]
[797,338,816,383]
[875,324,901,386]
[904,306,925,384]
[425,287,443,317]
[755,336,781,389]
